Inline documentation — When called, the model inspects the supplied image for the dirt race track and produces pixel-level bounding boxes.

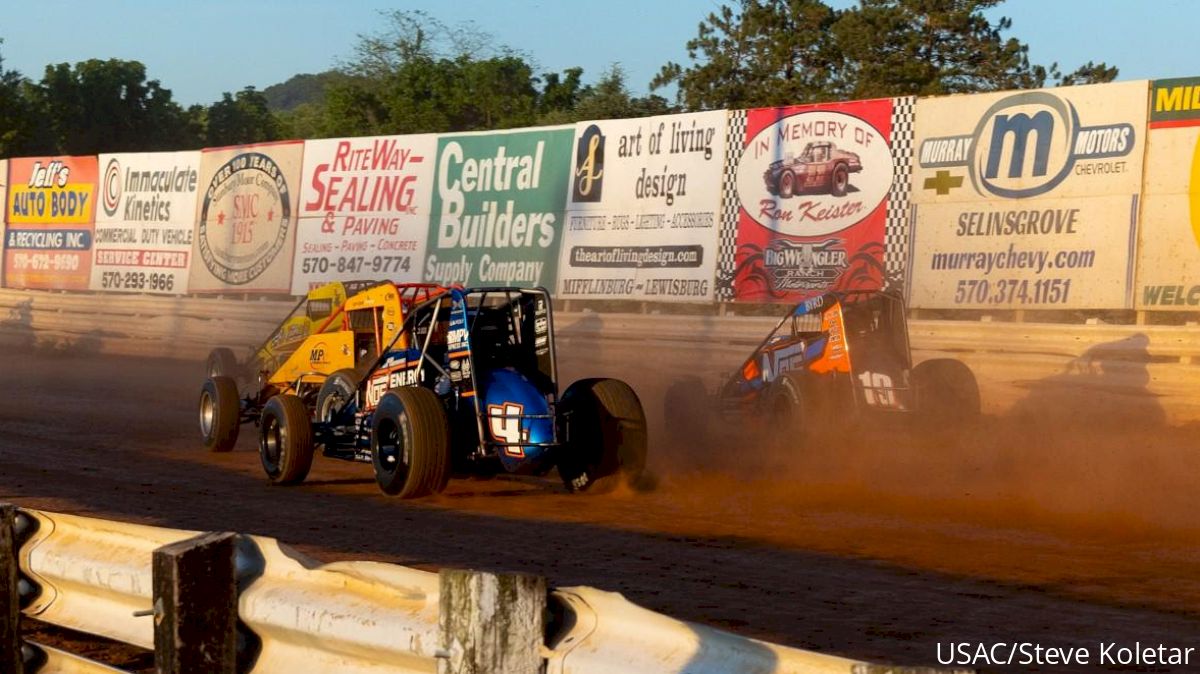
[3,335,1200,673]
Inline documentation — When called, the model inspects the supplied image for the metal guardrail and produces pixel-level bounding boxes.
[4,287,1200,418]
[5,288,1200,363]
[5,505,949,674]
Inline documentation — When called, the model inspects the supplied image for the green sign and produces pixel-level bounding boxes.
[425,128,573,287]
[1150,76,1200,124]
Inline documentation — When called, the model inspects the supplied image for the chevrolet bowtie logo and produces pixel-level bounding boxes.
[924,170,963,195]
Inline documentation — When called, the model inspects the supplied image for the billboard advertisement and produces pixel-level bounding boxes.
[0,160,6,285]
[425,126,574,288]
[556,111,726,301]
[717,98,914,303]
[909,81,1148,309]
[90,151,200,294]
[1135,77,1200,310]
[188,141,304,293]
[292,135,437,293]
[4,155,98,290]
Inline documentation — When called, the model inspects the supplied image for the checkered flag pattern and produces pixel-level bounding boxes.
[884,96,916,293]
[715,109,747,302]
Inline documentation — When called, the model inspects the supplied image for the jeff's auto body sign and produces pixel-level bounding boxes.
[909,81,1148,309]
[556,110,726,302]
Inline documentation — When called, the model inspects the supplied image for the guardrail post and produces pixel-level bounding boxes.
[439,569,546,674]
[153,532,238,674]
[1,505,22,674]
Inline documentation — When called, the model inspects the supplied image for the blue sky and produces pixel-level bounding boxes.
[0,1,1193,107]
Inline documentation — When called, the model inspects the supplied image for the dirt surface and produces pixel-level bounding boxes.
[3,341,1200,672]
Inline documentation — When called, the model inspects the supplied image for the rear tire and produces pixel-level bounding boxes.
[370,387,450,498]
[558,378,647,493]
[831,164,849,197]
[316,368,359,424]
[205,347,241,380]
[200,376,240,452]
[259,394,314,485]
[913,358,981,433]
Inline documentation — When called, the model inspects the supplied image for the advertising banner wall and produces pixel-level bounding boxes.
[556,111,725,302]
[89,151,200,294]
[0,160,6,285]
[716,98,914,303]
[1135,77,1200,310]
[4,155,98,290]
[909,81,1148,309]
[425,126,574,288]
[292,135,437,293]
[188,141,304,294]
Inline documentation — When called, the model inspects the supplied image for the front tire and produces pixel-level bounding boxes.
[259,394,315,485]
[558,378,647,493]
[200,376,240,452]
[370,387,450,498]
[765,372,812,451]
[778,171,796,199]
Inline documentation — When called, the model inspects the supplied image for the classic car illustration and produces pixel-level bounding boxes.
[763,141,863,198]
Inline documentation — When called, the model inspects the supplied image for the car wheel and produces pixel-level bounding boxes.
[779,170,796,199]
[766,372,811,450]
[831,165,849,197]
[558,378,647,493]
[370,387,450,498]
[259,394,315,485]
[200,376,240,452]
[913,358,981,434]
[205,347,241,380]
[316,368,359,424]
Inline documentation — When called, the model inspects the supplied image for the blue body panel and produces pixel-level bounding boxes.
[478,367,554,474]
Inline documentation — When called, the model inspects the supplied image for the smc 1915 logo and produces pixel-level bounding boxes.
[919,91,1135,199]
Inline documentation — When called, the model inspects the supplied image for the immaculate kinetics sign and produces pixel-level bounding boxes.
[90,151,200,294]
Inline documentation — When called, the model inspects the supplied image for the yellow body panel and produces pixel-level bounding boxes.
[342,284,410,351]
[268,331,356,389]
[256,281,353,372]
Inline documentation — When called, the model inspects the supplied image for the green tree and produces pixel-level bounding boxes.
[545,65,675,124]
[325,10,582,135]
[32,58,201,154]
[206,86,282,146]
[655,0,1118,109]
[0,41,42,156]
[653,0,841,110]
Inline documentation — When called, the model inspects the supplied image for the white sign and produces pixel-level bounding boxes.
[293,135,437,293]
[909,81,1148,309]
[90,151,200,294]
[557,110,726,301]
